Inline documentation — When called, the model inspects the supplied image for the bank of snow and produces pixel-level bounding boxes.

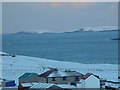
[1,55,118,85]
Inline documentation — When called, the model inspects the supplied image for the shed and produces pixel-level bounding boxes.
[18,83,33,90]
[19,73,39,83]
[1,80,16,87]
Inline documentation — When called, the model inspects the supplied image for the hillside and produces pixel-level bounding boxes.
[1,52,118,85]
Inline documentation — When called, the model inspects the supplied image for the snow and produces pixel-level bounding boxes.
[30,83,55,89]
[20,26,118,34]
[84,26,118,31]
[1,54,118,86]
[105,82,118,88]
[0,52,6,55]
[25,83,76,89]
[57,84,76,88]
[21,83,36,87]
[47,70,82,77]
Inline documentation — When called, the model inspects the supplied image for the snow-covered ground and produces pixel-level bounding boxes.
[1,54,118,85]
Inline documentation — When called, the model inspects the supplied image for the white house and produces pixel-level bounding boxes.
[77,73,100,89]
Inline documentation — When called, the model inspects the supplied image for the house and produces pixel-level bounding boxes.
[18,83,34,90]
[38,69,83,84]
[77,73,100,88]
[19,73,39,83]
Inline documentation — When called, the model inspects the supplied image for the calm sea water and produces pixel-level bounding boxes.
[2,31,118,64]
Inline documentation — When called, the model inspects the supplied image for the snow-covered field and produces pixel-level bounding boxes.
[1,54,118,85]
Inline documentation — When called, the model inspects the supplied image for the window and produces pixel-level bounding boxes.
[63,77,67,80]
[75,76,79,81]
[52,77,56,81]
[70,82,76,86]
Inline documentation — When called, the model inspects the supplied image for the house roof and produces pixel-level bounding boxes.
[21,83,34,87]
[57,84,76,88]
[19,73,38,79]
[38,69,83,77]
[38,69,56,77]
[2,80,15,83]
[82,73,99,80]
[29,83,56,89]
[29,83,76,89]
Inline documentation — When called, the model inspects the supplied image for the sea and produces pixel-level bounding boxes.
[2,31,118,64]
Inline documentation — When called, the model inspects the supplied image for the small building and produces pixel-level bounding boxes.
[38,69,83,84]
[1,80,16,87]
[19,73,39,83]
[77,73,100,88]
[18,83,33,90]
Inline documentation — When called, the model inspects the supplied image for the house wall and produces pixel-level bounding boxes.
[18,84,30,90]
[39,76,79,84]
[83,75,100,88]
[38,78,46,83]
[77,80,85,88]
[47,76,78,84]
[77,75,100,89]
[1,82,6,87]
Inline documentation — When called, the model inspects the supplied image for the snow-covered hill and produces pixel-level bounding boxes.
[83,26,118,31]
[10,26,118,35]
[1,53,118,85]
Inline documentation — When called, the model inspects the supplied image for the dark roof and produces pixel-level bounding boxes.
[82,73,99,80]
[19,73,38,79]
[38,69,57,77]
[38,69,83,77]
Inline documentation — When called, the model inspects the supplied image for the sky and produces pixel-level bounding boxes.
[2,2,118,34]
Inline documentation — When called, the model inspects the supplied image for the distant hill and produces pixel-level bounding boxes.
[12,31,39,34]
[64,29,85,33]
[11,26,118,35]
[64,29,118,33]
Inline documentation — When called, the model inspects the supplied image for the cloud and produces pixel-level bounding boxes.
[38,2,95,8]
[110,3,118,10]
[2,0,119,2]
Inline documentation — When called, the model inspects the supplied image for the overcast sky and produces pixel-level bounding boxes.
[2,2,118,34]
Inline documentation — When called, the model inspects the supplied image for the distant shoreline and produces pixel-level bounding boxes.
[4,29,118,35]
